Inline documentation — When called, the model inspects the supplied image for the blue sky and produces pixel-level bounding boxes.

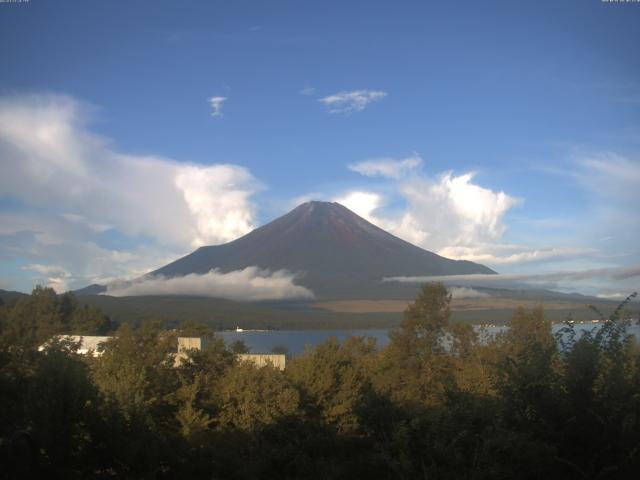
[1,0,639,298]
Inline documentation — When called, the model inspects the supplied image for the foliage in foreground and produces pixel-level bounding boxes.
[0,285,639,479]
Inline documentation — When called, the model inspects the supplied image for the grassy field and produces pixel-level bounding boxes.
[314,297,598,313]
[314,297,623,325]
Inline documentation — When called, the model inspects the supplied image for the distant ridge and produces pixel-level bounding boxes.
[149,201,496,299]
[73,284,107,296]
[0,288,28,304]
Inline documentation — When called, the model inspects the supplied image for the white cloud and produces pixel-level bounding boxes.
[333,164,617,272]
[0,94,258,249]
[535,152,640,272]
[208,96,227,117]
[449,287,489,299]
[338,151,640,274]
[61,213,111,233]
[0,94,260,290]
[401,172,519,249]
[175,165,258,248]
[384,265,640,284]
[294,192,321,204]
[22,263,72,293]
[299,86,316,96]
[105,267,314,301]
[334,191,385,223]
[333,164,602,272]
[0,211,183,290]
[348,154,423,179]
[333,192,429,246]
[383,264,640,295]
[596,292,627,300]
[319,90,387,114]
[334,171,520,263]
[437,245,597,265]
[398,171,518,256]
[574,153,640,204]
[570,154,640,251]
[23,263,67,276]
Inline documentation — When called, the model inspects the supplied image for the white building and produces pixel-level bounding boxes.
[237,353,286,370]
[38,335,112,357]
[39,334,286,370]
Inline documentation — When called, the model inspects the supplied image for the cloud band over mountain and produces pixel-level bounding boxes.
[384,264,640,284]
[104,267,314,301]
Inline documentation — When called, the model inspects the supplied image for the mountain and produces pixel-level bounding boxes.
[150,201,496,299]
[73,284,108,296]
[0,288,27,305]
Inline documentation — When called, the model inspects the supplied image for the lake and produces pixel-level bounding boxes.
[219,321,640,356]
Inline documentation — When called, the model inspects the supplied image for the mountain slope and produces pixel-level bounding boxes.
[0,289,27,305]
[151,201,495,299]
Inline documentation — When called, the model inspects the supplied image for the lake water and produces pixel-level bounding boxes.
[219,321,640,356]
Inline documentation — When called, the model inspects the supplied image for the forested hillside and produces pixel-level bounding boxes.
[0,285,639,479]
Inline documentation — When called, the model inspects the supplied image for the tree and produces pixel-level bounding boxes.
[287,336,377,433]
[377,283,453,406]
[91,322,178,421]
[553,293,640,477]
[1,286,67,348]
[70,303,113,334]
[90,321,182,476]
[271,345,289,355]
[174,334,234,441]
[230,339,250,354]
[177,319,216,339]
[218,363,300,431]
[0,287,114,349]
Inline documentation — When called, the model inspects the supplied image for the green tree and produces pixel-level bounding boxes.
[287,336,377,433]
[218,363,300,430]
[92,321,178,422]
[175,374,215,440]
[377,283,453,406]
[177,319,216,339]
[449,321,496,397]
[271,345,289,355]
[0,343,111,478]
[1,286,67,348]
[90,321,183,476]
[70,303,113,334]
[230,339,250,354]
[174,334,234,441]
[553,294,640,477]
